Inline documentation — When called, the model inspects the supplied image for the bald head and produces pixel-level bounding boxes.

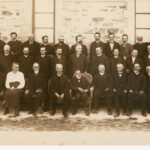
[56,64,63,75]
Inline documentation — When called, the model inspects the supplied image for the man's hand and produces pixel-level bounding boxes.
[36,89,42,93]
[124,90,127,93]
[123,56,126,60]
[140,90,144,95]
[113,88,117,92]
[25,89,29,95]
[90,87,94,91]
[55,92,60,98]
[129,90,133,93]
[60,94,64,99]
[105,88,109,92]
[78,87,83,93]
[83,89,88,93]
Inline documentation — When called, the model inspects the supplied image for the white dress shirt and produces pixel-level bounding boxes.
[132,56,136,64]
[5,71,25,89]
[109,42,114,50]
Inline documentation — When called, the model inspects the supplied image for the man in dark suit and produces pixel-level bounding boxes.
[54,35,70,60]
[127,63,147,116]
[105,32,120,57]
[22,34,40,57]
[71,35,88,56]
[120,34,133,60]
[126,49,144,74]
[143,44,150,66]
[8,32,22,58]
[24,63,46,116]
[40,35,54,57]
[51,47,68,76]
[69,44,88,78]
[18,47,34,78]
[70,70,91,116]
[0,33,6,54]
[0,45,15,74]
[91,64,112,115]
[146,66,150,113]
[89,32,105,61]
[109,48,125,73]
[88,46,109,75]
[134,35,147,59]
[48,64,70,118]
[112,63,128,117]
[35,46,51,111]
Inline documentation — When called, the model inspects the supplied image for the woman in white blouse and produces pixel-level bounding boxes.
[4,62,25,117]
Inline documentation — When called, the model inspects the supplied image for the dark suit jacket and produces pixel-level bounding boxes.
[126,56,144,73]
[112,72,128,93]
[35,55,51,79]
[146,75,150,93]
[109,56,126,73]
[133,43,147,58]
[54,43,70,59]
[89,41,105,60]
[69,54,88,77]
[105,41,120,57]
[26,72,46,93]
[22,40,40,57]
[8,40,22,57]
[71,44,88,56]
[143,54,150,66]
[0,54,15,74]
[51,55,68,76]
[40,43,54,57]
[120,43,133,58]
[49,74,70,96]
[0,40,5,54]
[18,55,34,78]
[128,72,146,92]
[88,54,110,75]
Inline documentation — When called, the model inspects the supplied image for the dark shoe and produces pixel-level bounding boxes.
[14,111,19,117]
[28,111,33,114]
[33,112,37,117]
[4,107,9,115]
[114,112,120,117]
[50,111,55,116]
[107,110,112,115]
[63,113,68,118]
[142,111,147,117]
[127,111,132,116]
[92,109,98,114]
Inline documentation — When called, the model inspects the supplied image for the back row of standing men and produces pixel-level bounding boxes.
[0,32,150,117]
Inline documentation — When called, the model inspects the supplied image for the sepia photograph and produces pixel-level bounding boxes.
[0,0,149,147]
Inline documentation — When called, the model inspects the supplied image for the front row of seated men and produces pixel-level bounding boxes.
[1,60,150,118]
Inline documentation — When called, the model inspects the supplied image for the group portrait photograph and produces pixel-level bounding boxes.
[0,0,150,148]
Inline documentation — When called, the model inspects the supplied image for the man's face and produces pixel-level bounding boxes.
[77,36,83,44]
[56,48,62,55]
[11,34,17,40]
[40,48,46,55]
[23,48,29,55]
[76,45,82,55]
[58,36,64,44]
[75,70,81,79]
[43,37,48,44]
[4,46,10,54]
[96,47,102,56]
[12,64,19,72]
[113,49,119,57]
[147,46,150,54]
[98,65,105,73]
[134,64,140,72]
[33,65,39,72]
[56,65,63,74]
[122,36,128,43]
[132,50,138,57]
[28,35,34,41]
[94,34,100,41]
[117,64,123,72]
[109,34,115,42]
[147,68,150,75]
[137,36,143,42]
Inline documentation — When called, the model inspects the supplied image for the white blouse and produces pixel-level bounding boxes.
[5,71,25,89]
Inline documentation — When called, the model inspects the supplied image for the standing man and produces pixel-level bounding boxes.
[40,35,54,57]
[54,35,70,60]
[4,62,25,116]
[22,34,40,57]
[105,32,120,57]
[69,44,88,78]
[24,63,46,116]
[71,35,88,56]
[89,32,105,61]
[49,64,70,118]
[120,34,133,60]
[143,45,150,66]
[0,32,6,54]
[127,63,147,116]
[8,32,22,58]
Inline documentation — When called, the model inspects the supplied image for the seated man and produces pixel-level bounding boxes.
[127,63,147,116]
[49,64,70,118]
[91,64,112,115]
[112,63,128,117]
[4,62,25,116]
[24,63,46,117]
[70,70,91,116]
